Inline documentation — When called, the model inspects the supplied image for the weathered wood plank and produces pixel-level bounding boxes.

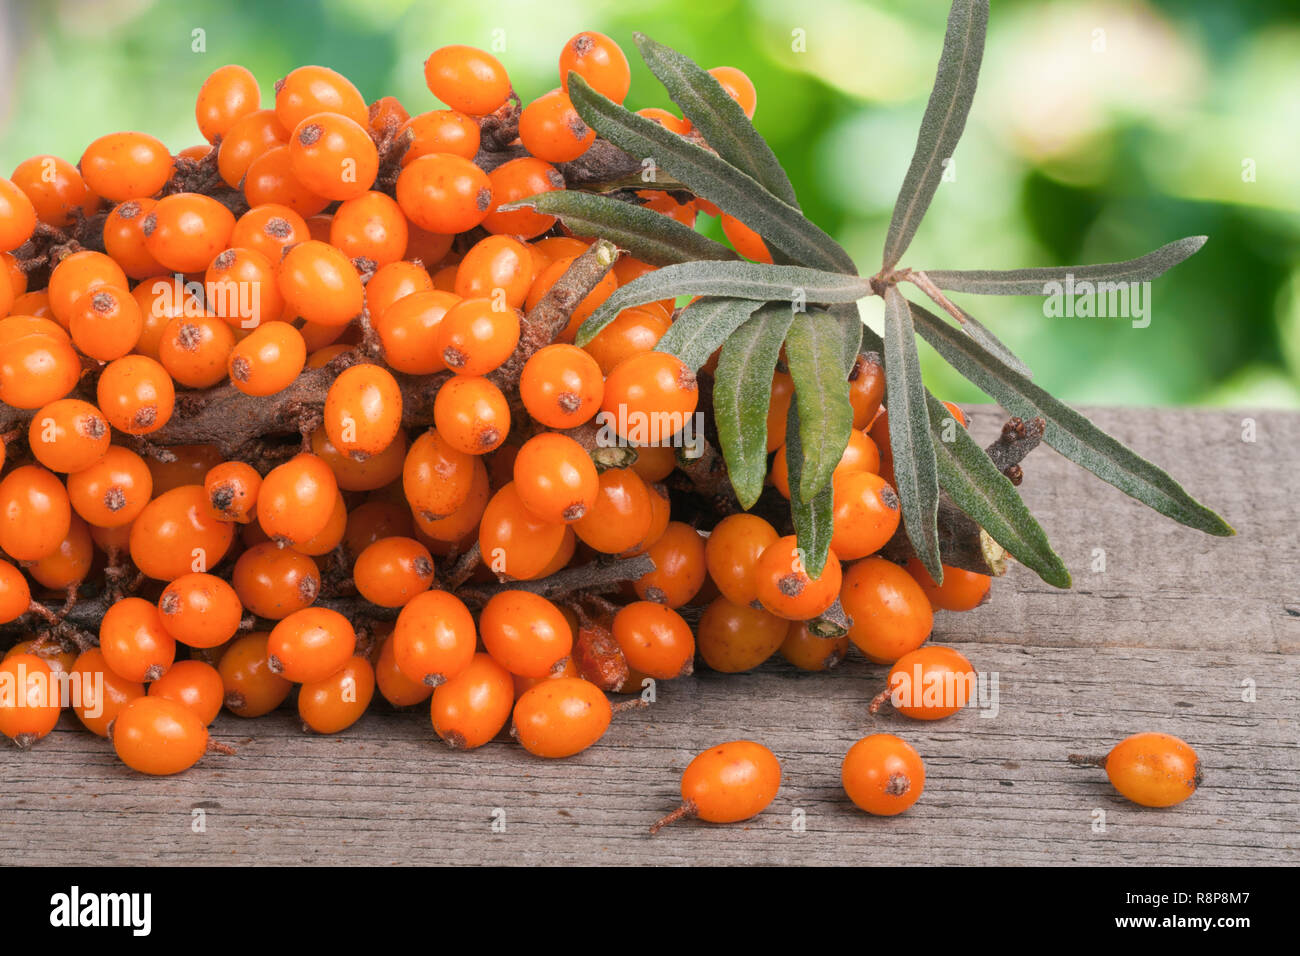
[1,407,1296,866]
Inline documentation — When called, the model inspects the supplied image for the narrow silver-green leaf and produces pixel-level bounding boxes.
[926,393,1071,588]
[924,236,1207,295]
[713,303,797,508]
[829,304,864,374]
[883,0,989,269]
[908,299,1234,536]
[576,260,872,345]
[952,306,1032,376]
[785,400,836,579]
[503,190,738,266]
[634,32,799,209]
[785,310,856,501]
[882,286,943,581]
[567,74,856,275]
[655,296,763,370]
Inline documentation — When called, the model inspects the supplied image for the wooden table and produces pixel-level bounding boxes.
[3,407,1296,866]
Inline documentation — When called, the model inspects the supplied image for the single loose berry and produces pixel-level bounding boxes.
[841,557,934,664]
[511,677,613,758]
[842,733,926,816]
[651,741,782,834]
[1069,732,1202,808]
[429,652,514,750]
[870,646,976,721]
[112,696,219,776]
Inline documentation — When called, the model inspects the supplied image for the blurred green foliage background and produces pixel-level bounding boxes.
[2,0,1297,408]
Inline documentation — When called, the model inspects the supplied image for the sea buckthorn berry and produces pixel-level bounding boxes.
[830,471,901,560]
[636,521,707,607]
[27,513,93,589]
[873,645,977,721]
[267,606,357,683]
[353,536,434,608]
[753,535,843,621]
[101,199,165,279]
[436,297,520,375]
[10,155,98,228]
[219,631,292,717]
[708,66,757,118]
[849,352,885,429]
[842,733,926,815]
[413,455,489,543]
[512,677,612,758]
[651,741,781,834]
[705,514,780,607]
[28,399,110,473]
[217,109,289,188]
[582,306,670,375]
[520,89,595,163]
[80,131,172,202]
[99,596,176,682]
[231,203,310,262]
[143,192,236,274]
[0,654,63,748]
[277,240,365,327]
[0,559,31,624]
[369,95,410,133]
[697,597,788,673]
[66,445,152,527]
[559,32,631,103]
[158,312,237,389]
[511,433,599,524]
[405,224,454,267]
[129,483,235,580]
[572,468,652,554]
[429,651,513,749]
[232,542,320,620]
[482,157,564,238]
[0,320,81,409]
[942,401,968,428]
[145,443,224,496]
[601,352,699,443]
[366,261,435,322]
[781,622,849,672]
[323,363,403,459]
[765,372,794,451]
[525,256,617,344]
[204,461,261,523]
[424,45,510,116]
[228,321,306,396]
[257,452,339,546]
[1070,732,1202,808]
[158,573,243,649]
[329,191,408,267]
[478,482,568,581]
[345,499,415,555]
[771,429,879,499]
[0,176,38,251]
[0,465,71,561]
[520,343,604,428]
[636,107,691,135]
[376,634,434,707]
[434,376,510,455]
[396,153,492,234]
[97,355,174,435]
[275,65,368,131]
[299,656,375,734]
[869,409,895,483]
[904,557,991,612]
[206,246,285,330]
[148,660,223,725]
[112,696,216,775]
[629,442,675,482]
[392,589,477,687]
[243,144,330,216]
[196,64,260,143]
[131,278,203,359]
[70,648,144,737]
[402,109,481,164]
[638,188,696,227]
[311,424,407,491]
[289,112,380,201]
[841,556,934,664]
[47,250,128,327]
[372,289,458,373]
[403,429,475,521]
[480,591,573,679]
[455,235,532,308]
[612,601,694,679]
[720,214,772,263]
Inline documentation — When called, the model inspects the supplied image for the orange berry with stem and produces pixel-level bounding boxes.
[158,572,243,649]
[158,313,237,389]
[780,622,849,672]
[267,606,357,684]
[128,483,233,580]
[559,31,631,103]
[403,429,475,521]
[96,355,174,435]
[257,453,338,546]
[99,596,176,682]
[142,192,236,273]
[392,589,477,687]
[228,321,306,396]
[401,109,480,164]
[841,556,933,664]
[697,597,788,673]
[10,155,98,228]
[482,157,564,238]
[353,536,434,608]
[112,696,219,775]
[600,352,699,442]
[871,645,976,721]
[372,289,458,374]
[205,246,285,330]
[480,590,573,678]
[26,512,93,590]
[66,445,152,528]
[582,306,671,376]
[231,202,309,262]
[288,112,379,201]
[635,521,707,607]
[79,131,172,202]
[454,235,532,308]
[0,465,71,561]
[478,481,568,581]
[842,733,926,815]
[27,398,111,473]
[231,542,320,620]
[396,153,492,234]
[324,363,403,459]
[429,652,515,750]
[424,45,511,116]
[102,199,166,279]
[436,297,520,375]
[904,557,991,612]
[572,467,653,555]
[704,513,779,607]
[274,65,368,131]
[0,176,38,251]
[511,677,613,758]
[217,109,289,188]
[277,239,364,327]
[412,455,489,544]
[830,471,901,561]
[708,66,757,117]
[0,324,80,410]
[310,424,407,492]
[519,89,595,163]
[329,190,408,268]
[204,461,261,523]
[299,656,375,734]
[1069,732,1201,808]
[219,631,293,717]
[70,647,144,737]
[612,601,694,679]
[47,250,128,327]
[376,634,434,707]
[287,486,347,557]
[511,432,598,524]
[0,654,63,748]
[753,535,842,621]
[366,260,435,321]
[148,659,224,725]
[519,343,603,429]
[243,144,330,216]
[849,352,885,429]
[195,64,260,143]
[651,741,781,834]
[629,442,676,482]
[433,375,510,455]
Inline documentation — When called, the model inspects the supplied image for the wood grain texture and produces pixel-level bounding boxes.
[2,407,1296,866]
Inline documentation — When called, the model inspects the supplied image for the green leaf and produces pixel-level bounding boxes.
[907,299,1234,536]
[575,260,872,345]
[784,309,856,501]
[950,305,1032,377]
[829,304,864,374]
[567,74,856,275]
[655,296,764,370]
[925,393,1071,588]
[713,303,797,508]
[633,33,799,210]
[923,236,1208,295]
[882,286,943,581]
[883,0,989,269]
[785,401,836,579]
[503,190,738,266]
